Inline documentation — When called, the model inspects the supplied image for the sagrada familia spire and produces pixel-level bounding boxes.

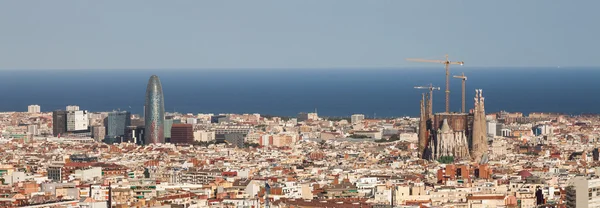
[470,89,488,163]
[418,93,428,159]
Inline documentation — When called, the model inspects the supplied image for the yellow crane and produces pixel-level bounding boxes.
[407,54,464,113]
[453,72,467,113]
[414,84,440,118]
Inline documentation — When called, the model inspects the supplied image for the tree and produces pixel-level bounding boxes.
[437,156,455,164]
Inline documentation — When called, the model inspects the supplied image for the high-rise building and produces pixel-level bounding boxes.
[144,75,165,144]
[52,110,68,137]
[351,114,365,124]
[66,110,89,131]
[27,105,41,113]
[91,125,106,142]
[125,126,145,145]
[106,111,131,139]
[164,119,173,139]
[66,105,80,111]
[170,124,193,144]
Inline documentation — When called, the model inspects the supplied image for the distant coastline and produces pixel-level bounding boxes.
[0,67,598,117]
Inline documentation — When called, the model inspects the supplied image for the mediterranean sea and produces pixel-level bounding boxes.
[0,67,597,118]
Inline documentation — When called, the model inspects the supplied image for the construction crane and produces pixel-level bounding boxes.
[414,84,440,118]
[453,72,467,113]
[407,54,464,113]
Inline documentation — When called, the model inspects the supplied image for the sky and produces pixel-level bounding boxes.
[0,1,598,69]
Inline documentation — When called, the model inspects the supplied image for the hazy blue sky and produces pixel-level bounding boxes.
[0,1,598,69]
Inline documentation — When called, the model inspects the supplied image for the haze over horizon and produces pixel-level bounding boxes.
[1,0,599,70]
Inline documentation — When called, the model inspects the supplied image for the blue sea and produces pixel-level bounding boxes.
[0,67,597,117]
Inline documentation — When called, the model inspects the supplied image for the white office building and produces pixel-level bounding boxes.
[186,117,198,125]
[566,176,600,208]
[66,105,80,111]
[67,110,89,131]
[351,114,365,124]
[27,105,41,113]
[194,130,216,142]
[487,120,497,137]
[27,125,39,135]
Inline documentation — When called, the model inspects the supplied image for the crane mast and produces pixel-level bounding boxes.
[407,54,464,113]
[415,84,441,118]
[453,73,468,113]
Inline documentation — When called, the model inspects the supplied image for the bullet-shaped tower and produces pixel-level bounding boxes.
[144,75,165,144]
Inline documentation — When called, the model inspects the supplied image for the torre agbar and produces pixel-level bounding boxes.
[144,75,165,144]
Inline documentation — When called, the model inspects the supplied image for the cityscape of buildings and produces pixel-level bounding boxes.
[0,73,598,208]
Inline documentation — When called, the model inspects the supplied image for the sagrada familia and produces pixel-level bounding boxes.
[418,89,489,163]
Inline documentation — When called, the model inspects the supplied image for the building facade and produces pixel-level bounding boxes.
[106,111,131,139]
[566,176,600,208]
[171,124,194,144]
[52,110,67,137]
[66,105,80,111]
[91,125,106,142]
[66,110,89,131]
[144,75,166,144]
[164,119,173,139]
[351,114,365,124]
[27,105,41,113]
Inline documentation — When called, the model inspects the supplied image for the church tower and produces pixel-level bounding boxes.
[418,93,428,159]
[471,89,488,163]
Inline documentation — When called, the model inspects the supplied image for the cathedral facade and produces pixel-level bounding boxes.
[418,90,488,162]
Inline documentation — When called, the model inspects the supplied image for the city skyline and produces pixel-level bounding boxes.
[0,1,597,208]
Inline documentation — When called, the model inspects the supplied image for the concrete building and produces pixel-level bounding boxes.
[566,176,600,208]
[27,125,39,136]
[66,110,89,131]
[171,124,194,144]
[214,126,252,135]
[144,75,165,144]
[297,112,318,122]
[106,111,131,139]
[91,125,106,142]
[186,117,197,125]
[487,120,497,137]
[125,126,145,145]
[73,167,102,181]
[193,130,216,142]
[2,171,25,185]
[47,164,64,182]
[52,110,68,137]
[211,115,228,123]
[66,105,80,111]
[224,133,245,148]
[27,105,41,113]
[353,130,382,139]
[351,114,365,124]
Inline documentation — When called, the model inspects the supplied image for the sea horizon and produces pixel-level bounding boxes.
[1,67,598,117]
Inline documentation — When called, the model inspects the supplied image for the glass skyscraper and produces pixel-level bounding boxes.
[144,75,165,144]
[106,111,131,139]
